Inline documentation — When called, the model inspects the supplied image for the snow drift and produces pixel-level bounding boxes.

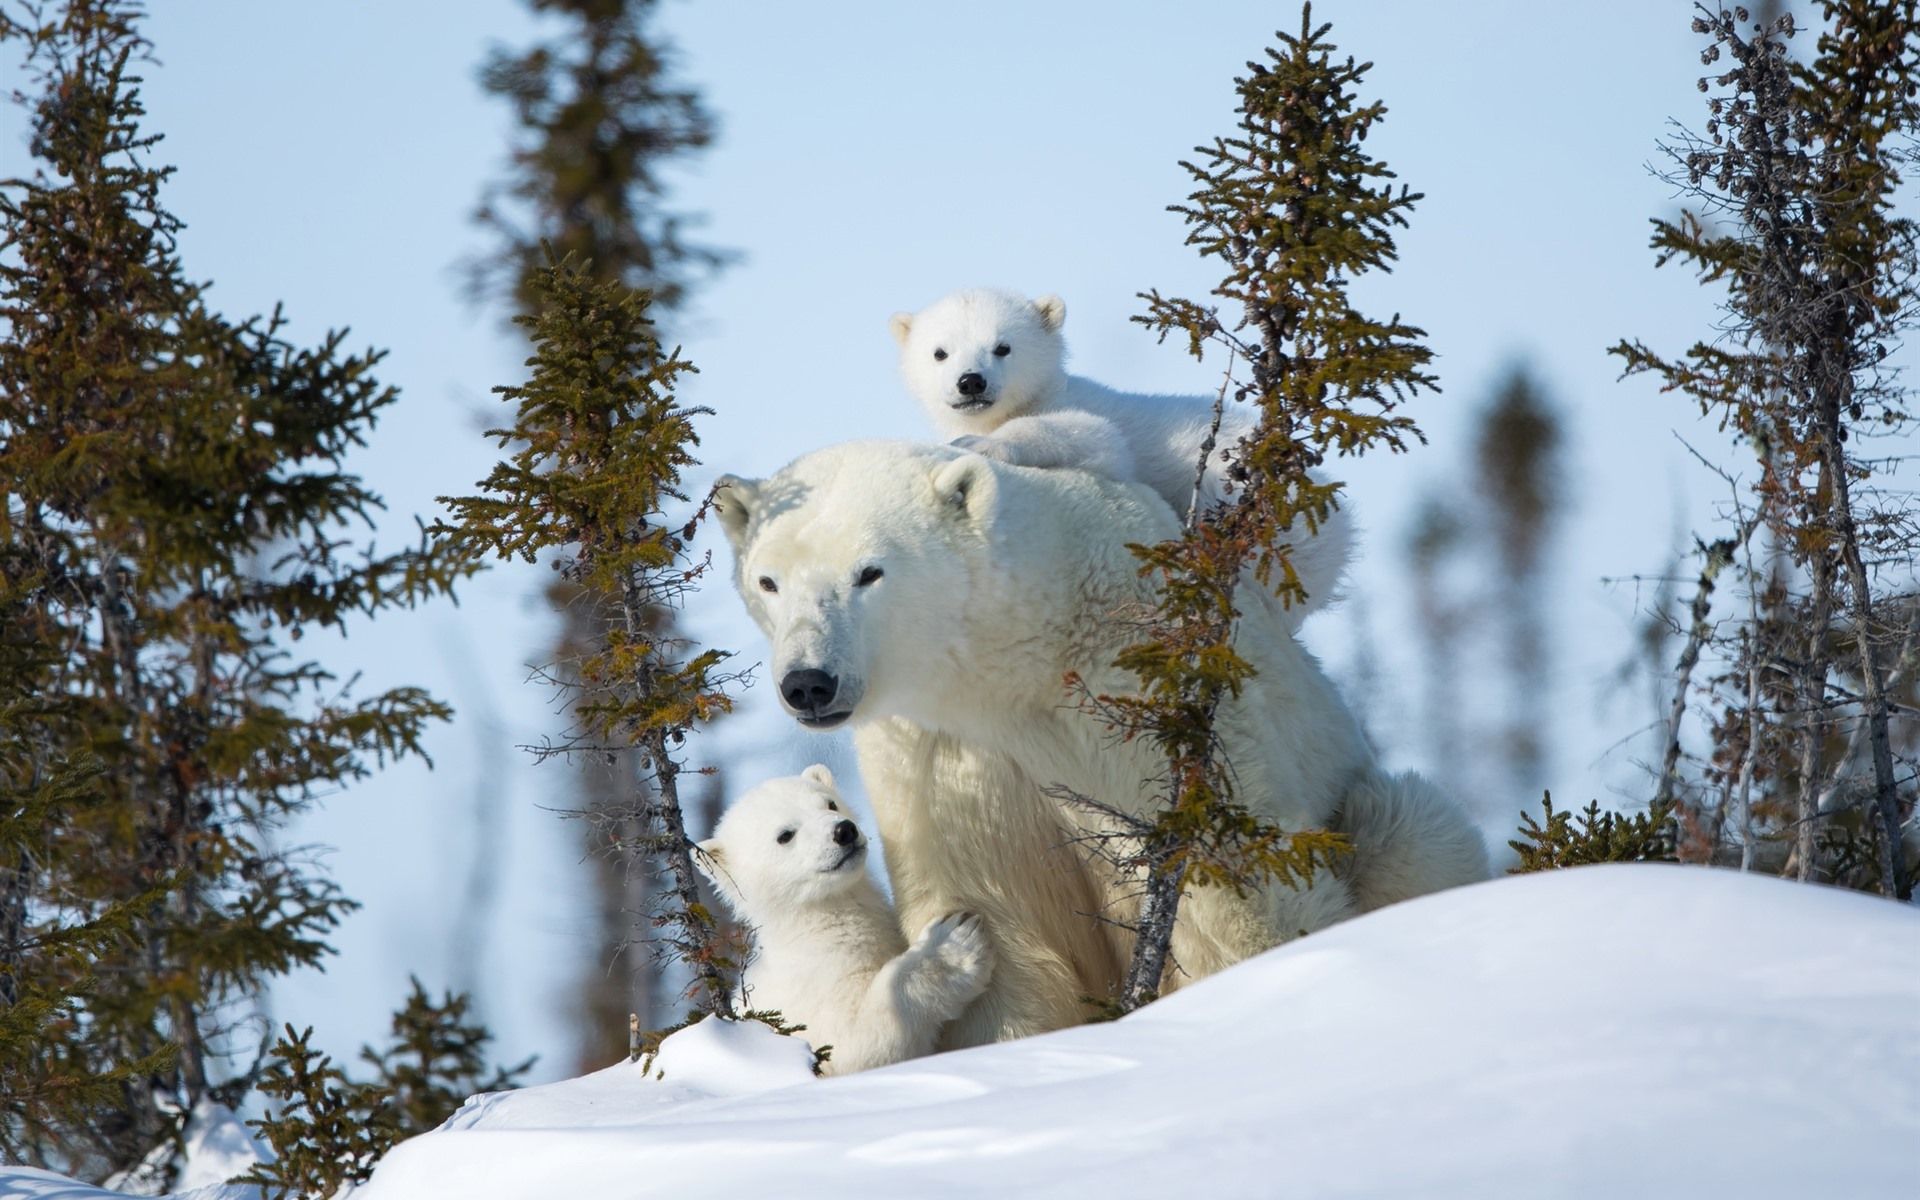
[360,865,1919,1199]
[5,864,1912,1199]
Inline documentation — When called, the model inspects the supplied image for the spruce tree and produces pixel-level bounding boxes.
[471,0,729,1066]
[1471,369,1564,801]
[241,981,531,1199]
[436,255,743,1018]
[1095,4,1435,1008]
[470,0,727,317]
[1404,494,1469,798]
[0,571,167,1166]
[239,1027,394,1198]
[0,0,475,1179]
[1614,2,1918,897]
[1508,793,1678,873]
[1400,368,1567,810]
[356,978,534,1136]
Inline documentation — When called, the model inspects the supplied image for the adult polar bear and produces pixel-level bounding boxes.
[716,441,1485,1045]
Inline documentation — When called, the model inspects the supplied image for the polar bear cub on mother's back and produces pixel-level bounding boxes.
[697,765,993,1074]
[891,287,1353,621]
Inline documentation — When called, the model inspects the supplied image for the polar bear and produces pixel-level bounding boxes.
[890,287,1354,624]
[696,765,994,1074]
[715,441,1487,1007]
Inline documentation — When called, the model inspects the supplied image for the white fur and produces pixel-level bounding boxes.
[891,287,1354,624]
[716,442,1487,1019]
[844,719,1122,1048]
[697,766,993,1074]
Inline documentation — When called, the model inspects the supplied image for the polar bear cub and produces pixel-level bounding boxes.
[891,287,1354,621]
[696,765,993,1074]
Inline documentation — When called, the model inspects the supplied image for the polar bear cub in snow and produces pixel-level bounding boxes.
[697,765,993,1074]
[891,287,1354,620]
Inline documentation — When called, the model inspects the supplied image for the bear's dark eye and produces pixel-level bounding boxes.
[757,576,778,594]
[825,800,839,812]
[933,348,948,362]
[776,829,795,845]
[993,344,1011,357]
[855,566,884,587]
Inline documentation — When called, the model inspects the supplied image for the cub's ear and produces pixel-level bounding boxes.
[888,311,914,346]
[801,763,836,790]
[1033,294,1066,333]
[933,453,996,522]
[711,475,761,551]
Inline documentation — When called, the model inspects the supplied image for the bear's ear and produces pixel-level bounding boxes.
[711,475,761,552]
[932,453,995,523]
[1033,294,1067,333]
[888,311,914,346]
[801,763,836,790]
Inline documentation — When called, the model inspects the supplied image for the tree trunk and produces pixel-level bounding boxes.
[642,728,733,1018]
[1793,537,1837,884]
[1119,844,1185,1010]
[1655,533,1744,817]
[1818,425,1909,899]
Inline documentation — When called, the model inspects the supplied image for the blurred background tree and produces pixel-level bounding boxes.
[470,0,728,319]
[1473,370,1565,803]
[1401,366,1569,825]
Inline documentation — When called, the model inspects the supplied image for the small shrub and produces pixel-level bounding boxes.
[240,1026,394,1198]
[1509,792,1678,873]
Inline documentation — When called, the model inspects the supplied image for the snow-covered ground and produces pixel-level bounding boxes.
[9,864,1916,1199]
[0,1102,262,1200]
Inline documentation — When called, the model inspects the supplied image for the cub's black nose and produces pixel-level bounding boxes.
[832,819,858,846]
[780,668,839,714]
[956,372,986,396]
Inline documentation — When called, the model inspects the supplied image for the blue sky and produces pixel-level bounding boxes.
[5,1,1835,1078]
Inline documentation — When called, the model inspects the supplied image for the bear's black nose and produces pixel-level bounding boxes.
[956,372,986,396]
[832,819,858,846]
[780,668,839,714]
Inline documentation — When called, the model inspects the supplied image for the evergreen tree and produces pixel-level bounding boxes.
[1092,4,1435,1009]
[1471,369,1564,801]
[357,978,534,1136]
[1614,2,1918,897]
[470,0,727,317]
[0,573,167,1166]
[239,981,533,1199]
[1405,492,1469,798]
[436,255,743,1018]
[0,0,475,1179]
[1400,367,1567,814]
[1508,793,1678,873]
[470,0,730,1068]
[239,1027,394,1199]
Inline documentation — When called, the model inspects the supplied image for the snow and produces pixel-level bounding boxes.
[167,1104,264,1194]
[8,865,1914,1198]
[63,1100,266,1200]
[361,865,1919,1199]
[441,1014,820,1135]
[0,1170,251,1200]
[105,1101,265,1197]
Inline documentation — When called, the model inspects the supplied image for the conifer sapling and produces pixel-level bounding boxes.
[1084,4,1436,1009]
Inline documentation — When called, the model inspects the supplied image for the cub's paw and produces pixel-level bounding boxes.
[949,435,1025,466]
[917,911,994,991]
